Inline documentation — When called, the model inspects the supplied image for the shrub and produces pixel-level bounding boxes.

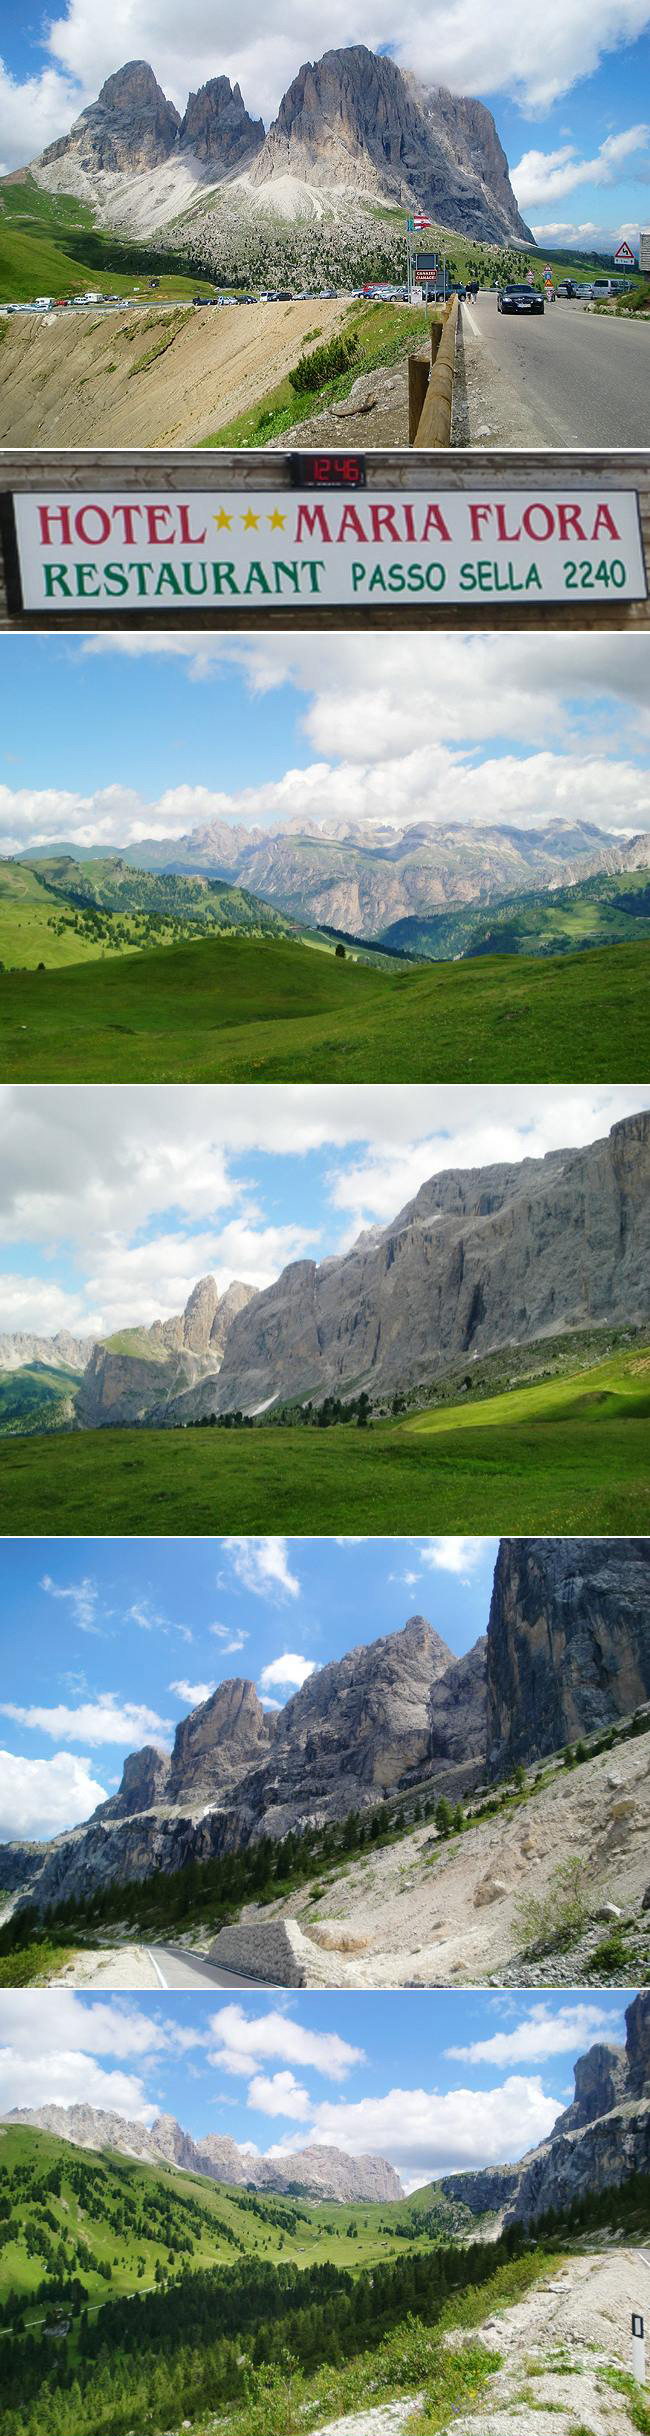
[289,333,359,393]
[513,1857,589,1956]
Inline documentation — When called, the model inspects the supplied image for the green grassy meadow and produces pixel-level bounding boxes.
[0,175,218,300]
[381,867,650,960]
[1,1344,648,1534]
[1,930,647,1081]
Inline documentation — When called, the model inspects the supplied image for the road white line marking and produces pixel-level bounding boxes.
[461,304,483,339]
[146,1947,168,1989]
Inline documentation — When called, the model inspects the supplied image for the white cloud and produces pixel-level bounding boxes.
[0,1695,172,1748]
[259,1695,282,1711]
[0,1749,107,1840]
[446,2001,622,2068]
[207,2002,363,2083]
[210,1625,249,1653]
[247,2070,312,2119]
[419,1539,495,1578]
[258,1654,318,1691]
[1,0,649,175]
[222,1539,301,1603]
[277,2074,560,2185]
[169,1680,215,1706]
[514,122,649,208]
[40,1573,102,1636]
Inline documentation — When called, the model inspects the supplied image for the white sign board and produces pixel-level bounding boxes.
[640,232,650,272]
[614,241,636,264]
[11,487,647,610]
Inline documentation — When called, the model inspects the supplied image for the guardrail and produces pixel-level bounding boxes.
[408,294,459,448]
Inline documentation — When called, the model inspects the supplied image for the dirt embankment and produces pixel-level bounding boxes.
[237,1730,650,1988]
[314,2251,650,2436]
[0,297,348,445]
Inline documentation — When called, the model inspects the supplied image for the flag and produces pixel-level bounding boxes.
[412,213,433,229]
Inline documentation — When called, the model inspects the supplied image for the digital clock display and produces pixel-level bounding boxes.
[289,453,367,489]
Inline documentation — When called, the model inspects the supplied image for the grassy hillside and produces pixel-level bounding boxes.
[0,856,302,973]
[0,929,648,1081]
[1,1340,647,1534]
[0,1362,79,1435]
[0,174,218,300]
[381,867,650,960]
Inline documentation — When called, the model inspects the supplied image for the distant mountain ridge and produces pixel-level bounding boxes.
[22,823,645,944]
[1,2104,403,2204]
[27,46,531,247]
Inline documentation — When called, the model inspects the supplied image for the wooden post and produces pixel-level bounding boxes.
[408,353,430,445]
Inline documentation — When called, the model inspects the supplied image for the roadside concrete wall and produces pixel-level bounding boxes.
[207,1918,307,1985]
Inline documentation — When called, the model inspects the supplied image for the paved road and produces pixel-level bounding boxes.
[457,292,650,446]
[146,1943,265,1989]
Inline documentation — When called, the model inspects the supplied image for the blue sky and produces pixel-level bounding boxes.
[0,3,649,250]
[1,1083,648,1345]
[0,1986,633,2184]
[0,1533,499,1839]
[1,634,650,857]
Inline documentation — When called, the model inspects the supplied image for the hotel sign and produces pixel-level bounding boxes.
[8,486,648,611]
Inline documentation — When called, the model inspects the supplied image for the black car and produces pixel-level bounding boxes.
[497,283,544,314]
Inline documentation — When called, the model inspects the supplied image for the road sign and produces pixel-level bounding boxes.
[615,241,636,264]
[9,486,648,613]
[544,264,552,277]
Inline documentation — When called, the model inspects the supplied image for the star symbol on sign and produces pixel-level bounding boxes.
[268,509,286,530]
[242,509,260,530]
[213,508,232,529]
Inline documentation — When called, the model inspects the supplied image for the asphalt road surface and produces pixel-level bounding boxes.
[146,1943,266,1989]
[456,292,650,446]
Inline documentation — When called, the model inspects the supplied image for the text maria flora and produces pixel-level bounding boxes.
[12,490,647,609]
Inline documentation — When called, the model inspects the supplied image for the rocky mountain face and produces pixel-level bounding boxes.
[179,79,263,170]
[75,1274,255,1428]
[250,48,531,243]
[7,1540,649,1912]
[41,63,181,175]
[0,1329,91,1374]
[126,820,645,940]
[486,1539,650,1775]
[197,1112,650,1416]
[29,44,529,247]
[433,1993,650,2225]
[3,2104,403,2204]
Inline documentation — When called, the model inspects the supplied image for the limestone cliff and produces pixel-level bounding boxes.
[3,2103,403,2203]
[486,1538,650,1774]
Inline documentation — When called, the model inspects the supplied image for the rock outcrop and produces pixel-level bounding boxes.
[179,79,263,170]
[41,62,181,175]
[486,1538,650,1775]
[251,48,531,244]
[202,1113,650,1416]
[3,2103,403,2204]
[0,1329,91,1374]
[74,1274,255,1428]
[6,1537,649,1914]
[432,1994,650,2226]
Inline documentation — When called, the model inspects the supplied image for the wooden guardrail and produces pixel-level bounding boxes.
[409,294,459,448]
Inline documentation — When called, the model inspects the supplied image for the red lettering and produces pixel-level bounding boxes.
[495,506,522,542]
[369,504,399,543]
[145,504,175,545]
[339,505,367,543]
[557,504,585,542]
[403,506,416,543]
[178,503,207,545]
[295,504,331,543]
[112,504,144,545]
[422,506,452,543]
[38,503,72,547]
[523,504,554,541]
[593,504,619,540]
[469,504,493,540]
[75,504,111,546]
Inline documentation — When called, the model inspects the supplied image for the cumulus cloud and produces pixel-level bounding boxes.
[446,2001,623,2068]
[0,1991,178,2122]
[271,2075,561,2187]
[207,2003,363,2083]
[514,122,650,207]
[40,1573,102,1635]
[1,0,649,174]
[221,1539,301,1603]
[247,2070,312,2118]
[258,1654,317,1691]
[0,1694,172,1748]
[0,1749,107,1840]
[169,1679,215,1706]
[419,1539,494,1578]
[210,1625,249,1654]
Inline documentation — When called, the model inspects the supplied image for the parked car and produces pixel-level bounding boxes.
[497,282,544,314]
[555,279,578,297]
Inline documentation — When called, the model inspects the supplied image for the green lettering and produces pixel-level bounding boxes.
[128,561,154,597]
[273,560,300,595]
[211,562,239,596]
[243,560,272,596]
[182,563,208,597]
[43,564,72,598]
[103,562,130,597]
[75,564,101,597]
[155,563,182,597]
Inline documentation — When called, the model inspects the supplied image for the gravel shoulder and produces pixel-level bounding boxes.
[51,1944,162,1988]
